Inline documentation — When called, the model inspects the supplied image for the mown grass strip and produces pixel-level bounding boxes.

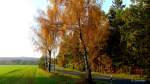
[0,65,37,84]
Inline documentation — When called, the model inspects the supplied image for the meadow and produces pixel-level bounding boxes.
[0,65,77,84]
[0,65,145,84]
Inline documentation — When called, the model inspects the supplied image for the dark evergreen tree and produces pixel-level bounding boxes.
[107,0,125,71]
[122,0,150,77]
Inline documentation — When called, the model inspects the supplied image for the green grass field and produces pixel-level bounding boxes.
[0,65,77,84]
[3,65,143,84]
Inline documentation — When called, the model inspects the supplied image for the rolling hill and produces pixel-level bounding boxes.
[0,57,39,65]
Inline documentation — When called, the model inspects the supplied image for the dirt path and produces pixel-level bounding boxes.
[55,66,147,84]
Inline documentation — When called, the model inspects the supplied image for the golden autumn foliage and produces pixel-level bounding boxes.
[33,0,110,82]
[59,0,110,72]
[32,0,64,72]
[57,0,110,82]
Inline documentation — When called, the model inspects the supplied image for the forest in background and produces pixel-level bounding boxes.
[32,0,150,82]
[0,57,38,65]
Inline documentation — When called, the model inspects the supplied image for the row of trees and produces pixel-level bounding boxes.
[33,0,150,82]
[107,0,150,75]
[33,0,107,82]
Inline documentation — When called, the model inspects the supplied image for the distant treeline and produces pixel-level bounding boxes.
[0,57,39,65]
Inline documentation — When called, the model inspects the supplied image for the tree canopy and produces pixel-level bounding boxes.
[32,0,150,81]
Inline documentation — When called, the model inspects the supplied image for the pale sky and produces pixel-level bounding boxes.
[0,0,47,58]
[0,0,130,58]
[102,0,131,13]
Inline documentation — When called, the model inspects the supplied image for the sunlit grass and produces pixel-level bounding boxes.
[0,65,110,84]
[0,65,77,84]
[0,65,37,84]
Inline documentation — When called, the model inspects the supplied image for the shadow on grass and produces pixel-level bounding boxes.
[35,76,76,84]
[0,73,76,84]
[0,77,34,84]
[3,72,146,84]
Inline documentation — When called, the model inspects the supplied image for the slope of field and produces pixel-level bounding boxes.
[0,65,77,84]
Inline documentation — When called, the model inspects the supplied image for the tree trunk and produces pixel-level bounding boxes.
[84,47,93,83]
[45,55,48,70]
[76,0,93,83]
[54,57,56,71]
[48,50,51,72]
[79,26,93,83]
